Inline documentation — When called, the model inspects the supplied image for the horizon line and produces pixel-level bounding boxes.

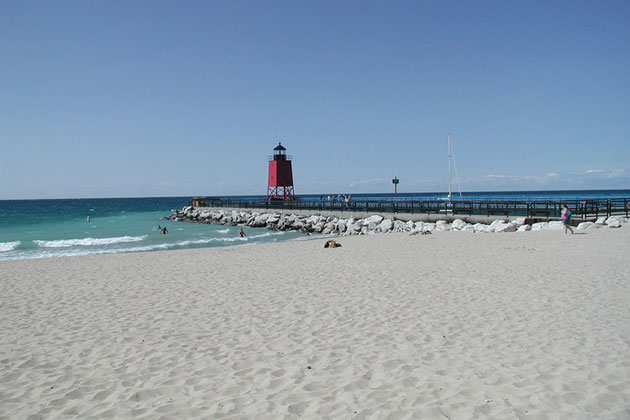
[2,188,630,201]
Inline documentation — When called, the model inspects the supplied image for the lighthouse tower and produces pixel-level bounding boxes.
[267,142,295,201]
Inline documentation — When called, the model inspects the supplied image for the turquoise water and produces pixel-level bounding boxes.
[0,198,307,260]
[1,191,628,260]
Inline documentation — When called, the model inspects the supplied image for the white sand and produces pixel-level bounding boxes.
[1,228,629,420]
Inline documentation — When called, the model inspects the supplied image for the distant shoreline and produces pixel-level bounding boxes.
[1,188,630,202]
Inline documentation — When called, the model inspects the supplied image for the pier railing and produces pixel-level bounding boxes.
[192,197,629,219]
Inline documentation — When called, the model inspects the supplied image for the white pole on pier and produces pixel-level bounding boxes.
[447,133,452,200]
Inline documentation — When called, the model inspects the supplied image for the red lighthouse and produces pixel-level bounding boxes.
[267,142,295,201]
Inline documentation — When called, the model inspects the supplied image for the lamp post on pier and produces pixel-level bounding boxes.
[392,177,399,195]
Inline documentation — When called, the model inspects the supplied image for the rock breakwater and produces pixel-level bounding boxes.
[169,207,627,235]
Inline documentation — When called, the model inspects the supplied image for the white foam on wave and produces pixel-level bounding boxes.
[216,228,230,234]
[3,242,180,260]
[249,231,286,239]
[7,238,242,260]
[174,231,286,245]
[33,235,147,248]
[0,241,20,252]
[29,230,286,251]
[123,230,289,250]
[1,229,299,261]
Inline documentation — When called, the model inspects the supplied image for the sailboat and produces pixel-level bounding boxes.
[441,133,463,201]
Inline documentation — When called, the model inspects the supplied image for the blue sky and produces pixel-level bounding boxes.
[1,0,629,199]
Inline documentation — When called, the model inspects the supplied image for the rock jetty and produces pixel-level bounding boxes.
[168,207,627,235]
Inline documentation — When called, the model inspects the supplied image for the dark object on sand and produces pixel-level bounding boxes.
[324,240,342,248]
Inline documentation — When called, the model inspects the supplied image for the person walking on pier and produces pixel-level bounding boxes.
[561,204,574,235]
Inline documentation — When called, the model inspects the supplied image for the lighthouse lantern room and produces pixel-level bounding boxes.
[267,142,295,201]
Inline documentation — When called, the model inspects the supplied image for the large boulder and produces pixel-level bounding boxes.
[547,221,564,230]
[267,214,280,225]
[362,214,384,226]
[312,222,325,233]
[364,221,381,231]
[376,218,393,233]
[607,217,622,228]
[461,225,475,232]
[495,223,516,233]
[510,217,527,227]
[473,223,488,233]
[345,220,362,235]
[422,223,436,233]
[435,220,451,232]
[486,219,507,233]
[451,219,466,231]
[531,222,547,231]
[413,221,424,232]
[595,216,607,225]
[306,215,324,225]
[577,222,600,230]
[392,220,408,232]
[517,224,531,232]
[250,214,270,227]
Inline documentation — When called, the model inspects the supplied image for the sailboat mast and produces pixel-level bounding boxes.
[447,133,452,199]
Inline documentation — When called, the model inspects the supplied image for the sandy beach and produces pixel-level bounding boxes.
[1,227,629,420]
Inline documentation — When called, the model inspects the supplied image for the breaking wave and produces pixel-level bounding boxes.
[0,229,300,261]
[33,235,147,248]
[0,241,21,252]
[157,231,287,247]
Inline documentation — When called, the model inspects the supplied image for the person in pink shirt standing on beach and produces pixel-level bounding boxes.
[561,203,574,235]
